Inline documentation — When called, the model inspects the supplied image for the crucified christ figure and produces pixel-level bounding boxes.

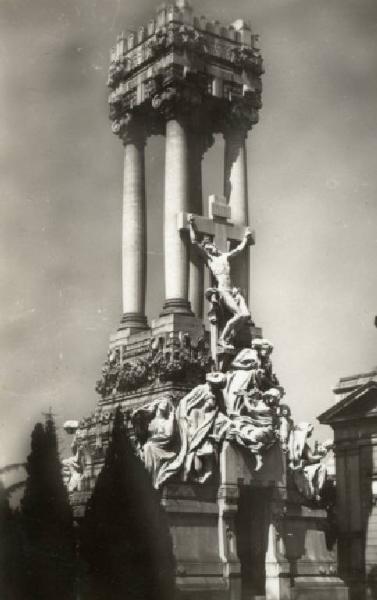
[188,214,253,348]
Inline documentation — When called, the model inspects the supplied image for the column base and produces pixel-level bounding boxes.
[160,298,194,317]
[118,312,149,331]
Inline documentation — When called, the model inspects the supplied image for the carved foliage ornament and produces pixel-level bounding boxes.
[229,45,264,75]
[109,72,212,137]
[95,336,212,398]
[151,84,203,120]
[109,107,152,145]
[108,24,207,91]
[225,99,260,132]
[147,24,207,58]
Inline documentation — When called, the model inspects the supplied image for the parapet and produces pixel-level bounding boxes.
[108,0,263,140]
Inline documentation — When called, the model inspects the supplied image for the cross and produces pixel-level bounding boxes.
[42,407,58,423]
[177,194,255,253]
[177,194,255,365]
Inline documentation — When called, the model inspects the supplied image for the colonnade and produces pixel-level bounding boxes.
[120,115,250,331]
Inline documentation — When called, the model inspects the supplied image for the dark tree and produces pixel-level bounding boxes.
[80,407,175,600]
[20,418,76,600]
[0,478,23,599]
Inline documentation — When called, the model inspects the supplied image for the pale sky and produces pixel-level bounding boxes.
[0,0,376,467]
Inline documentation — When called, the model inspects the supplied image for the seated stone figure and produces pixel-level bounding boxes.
[133,397,177,489]
[226,389,279,469]
[288,422,328,501]
[278,403,294,453]
[62,420,84,493]
[251,338,279,391]
[241,387,280,421]
[62,437,83,493]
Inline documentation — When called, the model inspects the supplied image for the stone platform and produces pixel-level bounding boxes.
[158,443,349,600]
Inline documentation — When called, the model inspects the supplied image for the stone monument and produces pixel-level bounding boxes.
[64,3,349,598]
[319,369,377,600]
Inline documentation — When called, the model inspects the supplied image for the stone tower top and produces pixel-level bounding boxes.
[108,0,263,143]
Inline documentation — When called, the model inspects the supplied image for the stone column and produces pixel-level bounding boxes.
[120,129,148,330]
[224,129,249,304]
[188,133,204,318]
[161,117,192,315]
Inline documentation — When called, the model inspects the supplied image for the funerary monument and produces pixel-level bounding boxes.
[63,2,350,598]
[319,368,377,599]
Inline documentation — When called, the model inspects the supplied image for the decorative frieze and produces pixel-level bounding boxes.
[95,333,212,399]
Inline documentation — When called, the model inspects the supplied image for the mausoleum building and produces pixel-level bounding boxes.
[319,368,377,600]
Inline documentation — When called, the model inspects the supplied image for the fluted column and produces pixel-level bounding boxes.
[188,133,204,318]
[120,130,148,330]
[161,117,192,315]
[224,129,249,303]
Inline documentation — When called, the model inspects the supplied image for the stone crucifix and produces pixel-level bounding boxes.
[178,195,255,361]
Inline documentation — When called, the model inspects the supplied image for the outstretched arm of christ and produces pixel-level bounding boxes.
[188,214,209,261]
[227,228,253,259]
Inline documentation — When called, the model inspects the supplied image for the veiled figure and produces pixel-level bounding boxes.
[62,439,83,493]
[134,397,177,489]
[223,348,260,415]
[164,383,224,485]
[181,385,221,483]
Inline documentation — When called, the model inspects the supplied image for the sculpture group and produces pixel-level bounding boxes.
[64,211,332,505]
[133,344,281,489]
[132,350,331,497]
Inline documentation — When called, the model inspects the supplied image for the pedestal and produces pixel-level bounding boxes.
[161,483,241,600]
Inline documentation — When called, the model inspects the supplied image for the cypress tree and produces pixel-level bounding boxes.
[80,407,175,600]
[0,478,22,599]
[20,418,76,600]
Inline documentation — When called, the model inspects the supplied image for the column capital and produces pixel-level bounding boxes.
[221,99,260,139]
[149,67,211,126]
[188,129,215,160]
[151,84,202,124]
[110,110,147,147]
[222,122,249,144]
